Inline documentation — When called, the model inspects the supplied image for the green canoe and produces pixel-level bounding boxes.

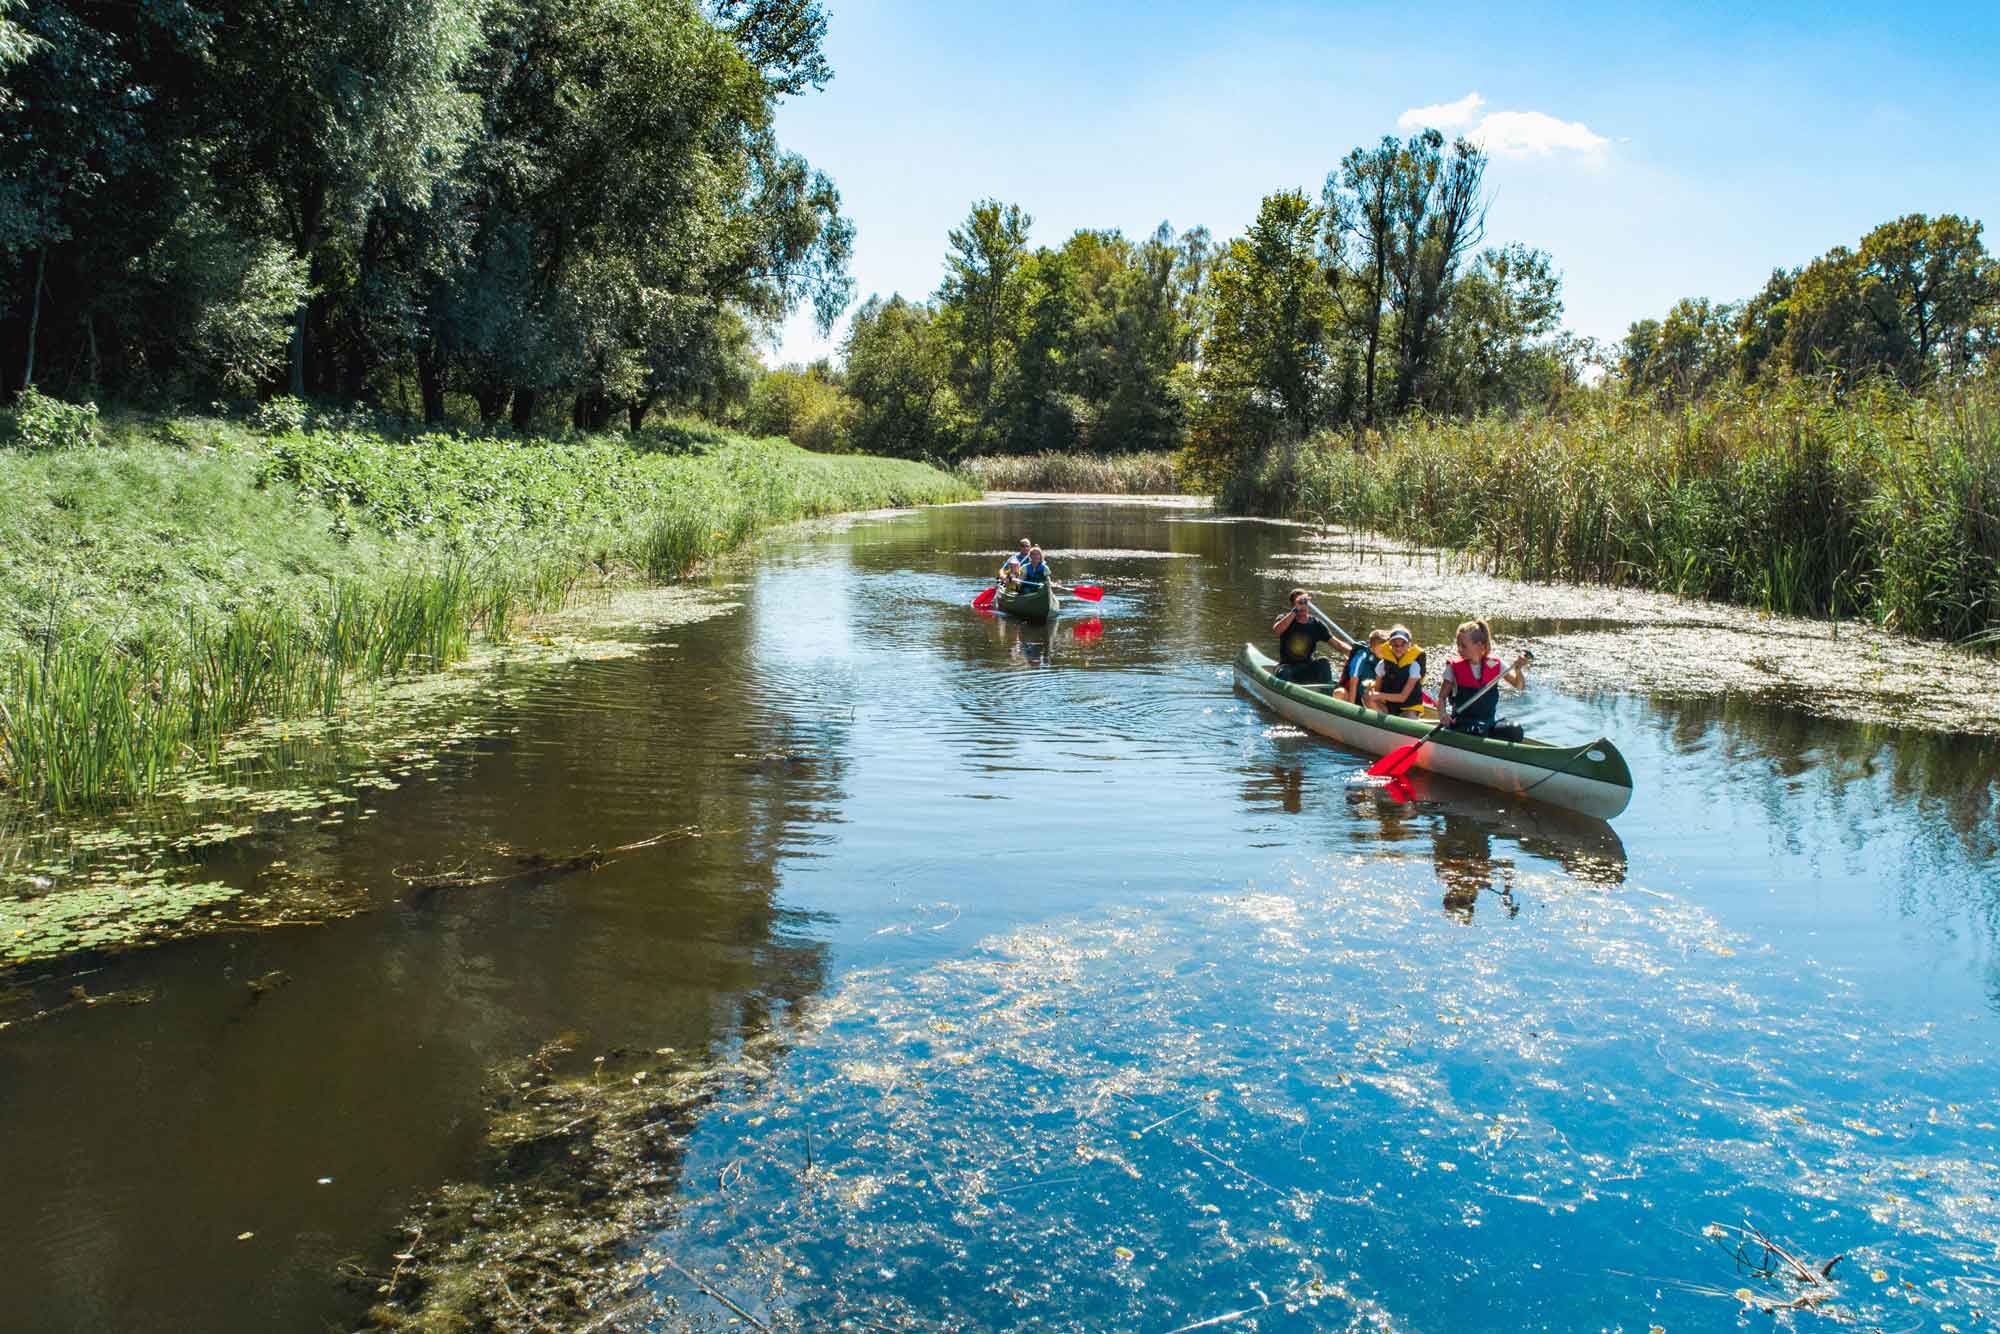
[996,581,1058,623]
[1234,644,1634,819]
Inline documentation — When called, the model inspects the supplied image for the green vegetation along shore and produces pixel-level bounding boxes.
[0,407,972,812]
[1228,379,2000,645]
[955,451,1189,495]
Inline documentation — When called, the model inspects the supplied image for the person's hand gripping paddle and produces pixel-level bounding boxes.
[1366,675,1505,779]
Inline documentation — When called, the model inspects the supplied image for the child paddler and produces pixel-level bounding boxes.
[1442,618,1531,741]
[1271,589,1352,686]
[1364,625,1426,715]
[1011,545,1076,596]
[1337,628,1389,703]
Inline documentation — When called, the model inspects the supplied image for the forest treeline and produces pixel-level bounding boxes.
[751,140,1995,479]
[0,0,846,430]
[3,0,1995,472]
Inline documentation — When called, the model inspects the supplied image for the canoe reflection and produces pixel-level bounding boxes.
[1359,768,1628,921]
[1236,759,1629,920]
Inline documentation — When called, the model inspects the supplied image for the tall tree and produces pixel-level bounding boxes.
[843,294,963,458]
[1183,190,1332,484]
[1620,297,1737,404]
[206,0,490,395]
[1325,136,1400,424]
[937,200,1032,420]
[1387,130,1487,414]
[1426,243,1564,415]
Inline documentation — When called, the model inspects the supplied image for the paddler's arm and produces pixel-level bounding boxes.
[1272,605,1309,634]
[1502,650,1532,689]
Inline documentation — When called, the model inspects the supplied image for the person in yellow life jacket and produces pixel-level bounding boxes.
[1364,624,1425,715]
[997,537,1033,582]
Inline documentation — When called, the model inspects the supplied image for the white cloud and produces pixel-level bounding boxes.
[1396,94,1610,160]
[1470,109,1609,158]
[1397,92,1486,131]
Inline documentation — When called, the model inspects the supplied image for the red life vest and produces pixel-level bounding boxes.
[1448,656,1502,689]
[1447,655,1503,727]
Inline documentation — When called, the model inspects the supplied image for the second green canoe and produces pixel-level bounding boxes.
[996,581,1058,623]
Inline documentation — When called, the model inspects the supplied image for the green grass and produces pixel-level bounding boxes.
[957,450,1193,495]
[0,415,973,810]
[1222,379,2000,644]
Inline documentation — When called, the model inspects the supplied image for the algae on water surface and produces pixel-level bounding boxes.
[0,622,679,970]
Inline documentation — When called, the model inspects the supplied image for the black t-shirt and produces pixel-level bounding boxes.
[1277,617,1333,667]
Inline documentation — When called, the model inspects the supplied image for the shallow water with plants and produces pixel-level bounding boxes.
[4,498,1999,1332]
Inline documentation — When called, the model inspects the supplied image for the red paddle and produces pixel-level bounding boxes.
[971,585,998,610]
[1366,674,1505,779]
[1071,617,1103,640]
[1069,584,1104,601]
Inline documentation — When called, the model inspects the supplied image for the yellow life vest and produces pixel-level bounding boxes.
[1377,642,1424,670]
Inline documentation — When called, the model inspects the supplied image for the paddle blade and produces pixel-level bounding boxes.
[1383,775,1417,804]
[971,585,997,610]
[1071,617,1103,641]
[1070,584,1104,601]
[1367,743,1421,778]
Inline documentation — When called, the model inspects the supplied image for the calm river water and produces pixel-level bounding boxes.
[5,498,2000,1332]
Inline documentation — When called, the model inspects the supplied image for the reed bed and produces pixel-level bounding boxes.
[1229,381,2000,643]
[0,422,972,810]
[957,450,1192,494]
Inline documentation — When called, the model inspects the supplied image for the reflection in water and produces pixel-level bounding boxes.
[0,562,857,1334]
[3,497,1999,1334]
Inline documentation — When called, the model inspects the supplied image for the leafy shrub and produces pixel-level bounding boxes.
[250,395,310,435]
[5,387,100,451]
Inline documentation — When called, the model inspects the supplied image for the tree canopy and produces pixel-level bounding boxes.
[0,0,850,427]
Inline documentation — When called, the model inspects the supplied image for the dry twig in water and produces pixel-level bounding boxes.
[655,1252,771,1332]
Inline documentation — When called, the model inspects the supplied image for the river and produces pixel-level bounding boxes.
[4,496,1999,1331]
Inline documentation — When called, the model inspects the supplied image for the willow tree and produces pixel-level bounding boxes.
[205,0,491,396]
[405,0,852,428]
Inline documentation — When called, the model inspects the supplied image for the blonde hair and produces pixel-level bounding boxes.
[1455,619,1491,649]
[1366,628,1389,646]
[1028,545,1044,559]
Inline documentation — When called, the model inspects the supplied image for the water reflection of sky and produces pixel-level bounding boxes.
[10,497,2000,1333]
[639,499,2000,1331]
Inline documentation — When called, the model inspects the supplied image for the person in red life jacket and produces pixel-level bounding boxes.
[1442,618,1532,741]
[1271,588,1352,686]
[1364,625,1426,715]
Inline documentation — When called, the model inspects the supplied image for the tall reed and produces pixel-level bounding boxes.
[956,451,1191,495]
[1236,380,2000,643]
[0,425,974,811]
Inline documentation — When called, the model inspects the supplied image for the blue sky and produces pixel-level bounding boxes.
[766,0,2000,364]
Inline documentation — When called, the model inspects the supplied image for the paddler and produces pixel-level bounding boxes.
[1441,618,1532,741]
[1336,628,1389,703]
[1271,589,1352,686]
[997,537,1033,583]
[1010,545,1076,596]
[1364,625,1426,715]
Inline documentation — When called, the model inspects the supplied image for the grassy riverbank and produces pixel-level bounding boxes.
[0,413,973,811]
[957,450,1191,494]
[1225,381,2000,645]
